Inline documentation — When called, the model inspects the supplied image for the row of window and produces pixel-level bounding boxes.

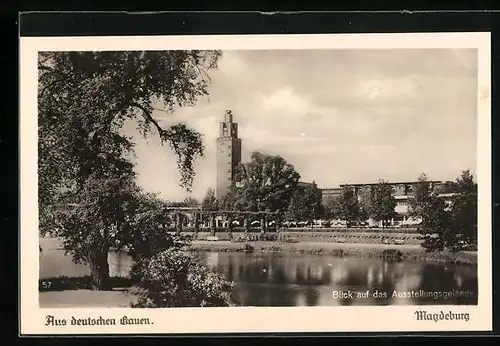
[390,185,414,193]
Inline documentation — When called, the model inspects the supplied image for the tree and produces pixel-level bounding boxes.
[183,197,200,207]
[322,196,339,220]
[200,187,220,225]
[44,176,137,289]
[201,188,219,211]
[38,50,222,290]
[120,189,187,261]
[230,152,300,212]
[407,173,432,219]
[407,173,452,251]
[217,185,247,211]
[287,181,323,223]
[168,197,200,208]
[337,185,362,227]
[370,179,397,228]
[449,170,478,247]
[358,186,373,222]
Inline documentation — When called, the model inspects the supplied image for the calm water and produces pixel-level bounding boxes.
[39,238,477,306]
[196,252,477,306]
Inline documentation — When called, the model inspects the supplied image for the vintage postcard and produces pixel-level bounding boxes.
[20,32,491,334]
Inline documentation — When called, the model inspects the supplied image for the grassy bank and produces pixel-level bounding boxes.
[172,229,422,243]
[188,240,477,265]
[39,275,133,292]
[38,275,138,308]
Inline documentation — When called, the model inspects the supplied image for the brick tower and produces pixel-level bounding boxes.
[216,110,242,198]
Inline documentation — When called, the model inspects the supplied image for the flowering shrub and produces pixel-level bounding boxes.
[131,249,236,308]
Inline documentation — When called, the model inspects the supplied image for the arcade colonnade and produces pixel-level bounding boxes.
[168,209,282,235]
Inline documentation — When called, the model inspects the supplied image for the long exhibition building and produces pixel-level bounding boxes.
[320,181,456,227]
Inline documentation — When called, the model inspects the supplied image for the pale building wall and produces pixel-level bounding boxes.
[319,181,455,226]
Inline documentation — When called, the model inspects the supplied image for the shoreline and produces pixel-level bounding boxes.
[39,236,477,266]
[188,240,477,265]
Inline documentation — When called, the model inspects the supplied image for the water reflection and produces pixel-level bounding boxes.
[39,249,133,279]
[39,236,477,307]
[197,252,478,307]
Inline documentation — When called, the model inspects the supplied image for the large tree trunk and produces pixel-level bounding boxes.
[88,241,111,290]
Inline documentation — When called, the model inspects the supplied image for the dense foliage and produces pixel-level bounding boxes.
[39,51,221,201]
[322,196,338,219]
[201,188,219,211]
[131,249,235,308]
[369,180,397,228]
[408,174,451,251]
[335,186,362,227]
[221,151,300,213]
[38,50,222,290]
[449,170,478,247]
[287,182,323,222]
[408,171,477,252]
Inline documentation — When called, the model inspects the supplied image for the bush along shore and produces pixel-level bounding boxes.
[182,231,477,265]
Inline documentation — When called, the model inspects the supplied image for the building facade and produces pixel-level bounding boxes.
[321,188,343,205]
[320,181,456,227]
[297,181,316,189]
[216,110,242,198]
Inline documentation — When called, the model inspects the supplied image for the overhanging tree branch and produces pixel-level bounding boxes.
[131,102,169,144]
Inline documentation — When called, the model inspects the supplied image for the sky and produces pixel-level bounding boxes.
[123,49,478,202]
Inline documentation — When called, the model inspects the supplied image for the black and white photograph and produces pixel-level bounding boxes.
[21,33,492,334]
